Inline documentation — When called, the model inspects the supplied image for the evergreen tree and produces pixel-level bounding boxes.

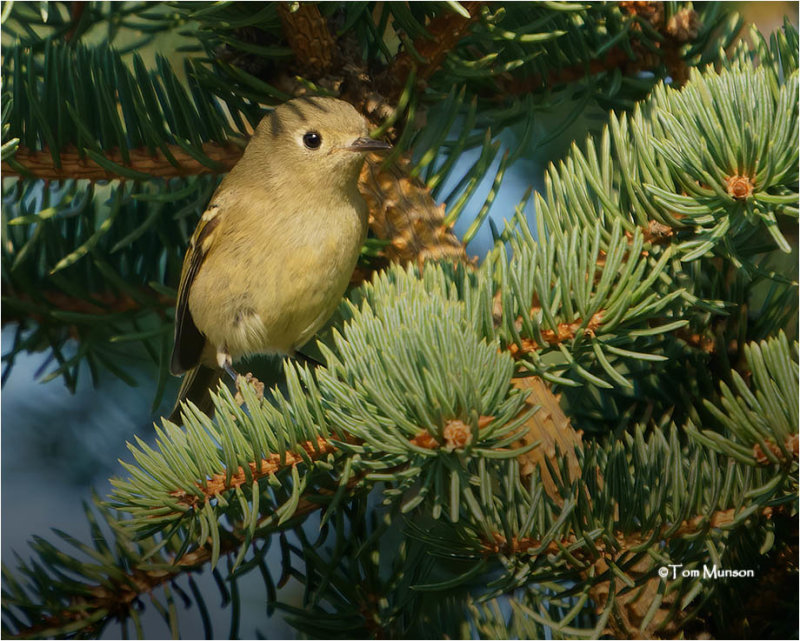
[1,1,797,638]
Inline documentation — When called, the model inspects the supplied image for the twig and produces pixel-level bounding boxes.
[497,5,702,95]
[2,143,243,180]
[380,1,485,101]
[169,437,336,508]
[17,489,341,639]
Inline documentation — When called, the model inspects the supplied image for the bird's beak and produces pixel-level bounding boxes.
[343,137,392,152]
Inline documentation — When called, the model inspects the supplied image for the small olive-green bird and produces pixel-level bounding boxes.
[168,97,390,423]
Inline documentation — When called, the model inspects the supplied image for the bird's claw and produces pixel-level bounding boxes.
[234,372,265,406]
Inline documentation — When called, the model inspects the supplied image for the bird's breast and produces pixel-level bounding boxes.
[189,196,367,359]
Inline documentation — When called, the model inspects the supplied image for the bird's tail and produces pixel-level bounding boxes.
[168,365,223,424]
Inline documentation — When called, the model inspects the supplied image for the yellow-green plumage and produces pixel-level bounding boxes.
[168,97,389,423]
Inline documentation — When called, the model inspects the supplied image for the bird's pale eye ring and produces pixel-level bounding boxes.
[303,131,322,150]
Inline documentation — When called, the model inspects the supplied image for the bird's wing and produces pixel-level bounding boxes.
[170,205,223,375]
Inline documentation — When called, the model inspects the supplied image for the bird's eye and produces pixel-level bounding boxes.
[303,131,322,150]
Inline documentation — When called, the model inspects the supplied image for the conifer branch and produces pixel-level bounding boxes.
[482,506,769,557]
[380,1,485,101]
[1,143,243,180]
[6,491,344,640]
[64,0,88,42]
[169,436,336,508]
[587,505,783,638]
[498,43,677,96]
[0,287,172,327]
[2,8,797,639]
[506,311,607,357]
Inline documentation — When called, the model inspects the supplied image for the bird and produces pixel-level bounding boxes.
[168,96,390,423]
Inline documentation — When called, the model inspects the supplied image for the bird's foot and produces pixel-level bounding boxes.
[234,372,265,407]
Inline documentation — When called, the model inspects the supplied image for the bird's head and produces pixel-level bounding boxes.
[250,96,391,187]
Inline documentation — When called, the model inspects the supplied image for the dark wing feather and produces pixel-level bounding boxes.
[170,207,222,375]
